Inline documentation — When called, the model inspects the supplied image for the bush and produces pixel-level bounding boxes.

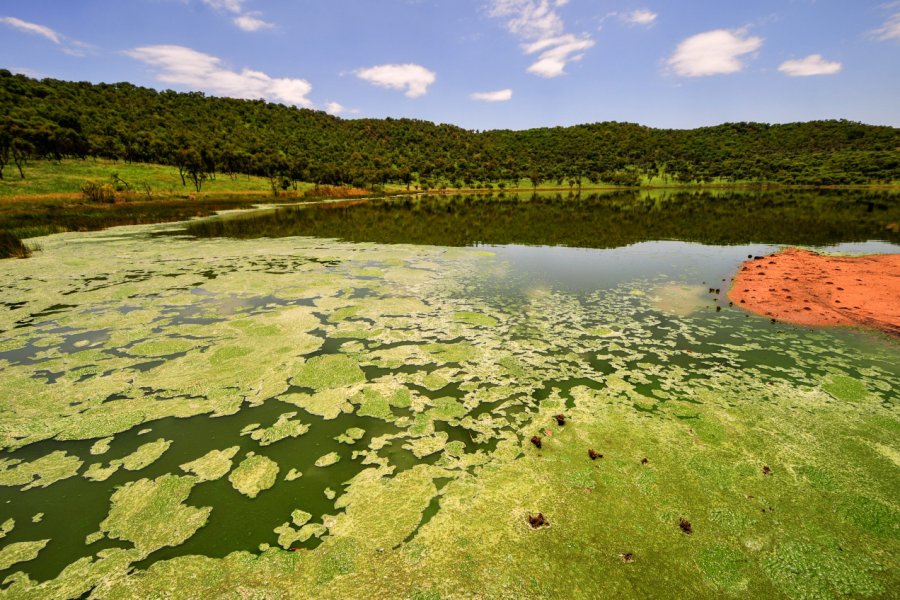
[303,186,369,199]
[0,231,31,259]
[81,181,119,203]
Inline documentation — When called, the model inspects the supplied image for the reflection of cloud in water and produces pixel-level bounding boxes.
[650,283,709,317]
[524,285,552,301]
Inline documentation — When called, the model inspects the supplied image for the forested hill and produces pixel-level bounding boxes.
[1,69,898,187]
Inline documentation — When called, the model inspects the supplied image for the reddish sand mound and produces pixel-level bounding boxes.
[728,248,900,337]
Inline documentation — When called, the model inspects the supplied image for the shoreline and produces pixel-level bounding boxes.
[2,182,899,204]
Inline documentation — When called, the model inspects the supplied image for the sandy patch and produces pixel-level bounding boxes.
[728,248,900,337]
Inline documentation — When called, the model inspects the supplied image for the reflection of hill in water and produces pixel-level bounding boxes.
[186,191,900,248]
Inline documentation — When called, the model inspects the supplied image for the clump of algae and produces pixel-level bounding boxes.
[0,518,14,538]
[248,412,309,446]
[454,311,499,327]
[119,438,172,471]
[278,388,356,420]
[0,450,82,490]
[315,452,341,468]
[229,453,279,498]
[292,355,366,391]
[273,520,327,549]
[821,373,869,402]
[335,427,366,445]
[90,437,114,455]
[0,539,49,571]
[100,474,211,557]
[84,438,172,481]
[179,446,240,481]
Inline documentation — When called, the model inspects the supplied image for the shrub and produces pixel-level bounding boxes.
[0,231,31,259]
[81,181,119,203]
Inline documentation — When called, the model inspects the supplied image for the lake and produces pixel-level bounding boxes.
[0,190,897,598]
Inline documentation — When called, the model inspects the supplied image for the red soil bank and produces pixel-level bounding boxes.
[728,248,900,337]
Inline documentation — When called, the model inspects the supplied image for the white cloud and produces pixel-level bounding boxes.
[10,67,44,78]
[233,14,273,31]
[125,45,313,107]
[202,0,244,14]
[202,0,273,32]
[667,29,763,77]
[488,0,594,78]
[778,54,842,77]
[524,34,594,77]
[489,0,564,38]
[871,8,900,41]
[0,16,61,44]
[621,10,657,26]
[0,16,92,56]
[471,88,513,102]
[324,102,359,115]
[354,64,436,98]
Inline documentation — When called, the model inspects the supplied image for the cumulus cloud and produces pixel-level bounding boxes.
[233,14,274,31]
[871,7,900,41]
[0,16,60,44]
[667,29,763,77]
[621,9,657,26]
[202,0,273,32]
[470,88,513,102]
[778,54,842,77]
[324,102,359,115]
[488,0,594,78]
[125,45,313,106]
[354,64,436,98]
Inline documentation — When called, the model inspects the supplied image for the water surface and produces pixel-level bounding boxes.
[0,190,897,598]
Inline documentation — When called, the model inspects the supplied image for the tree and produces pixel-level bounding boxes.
[183,148,208,192]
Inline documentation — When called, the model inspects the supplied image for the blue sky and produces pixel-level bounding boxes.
[2,0,899,130]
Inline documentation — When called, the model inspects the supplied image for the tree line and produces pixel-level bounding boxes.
[1,70,898,189]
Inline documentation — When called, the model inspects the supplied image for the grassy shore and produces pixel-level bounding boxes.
[1,159,896,258]
[0,160,383,247]
[5,160,897,201]
[0,159,280,198]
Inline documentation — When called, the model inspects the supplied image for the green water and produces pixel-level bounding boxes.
[0,191,897,599]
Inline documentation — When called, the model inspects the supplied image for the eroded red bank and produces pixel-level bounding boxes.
[728,248,900,337]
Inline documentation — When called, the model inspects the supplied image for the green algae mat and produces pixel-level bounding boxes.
[0,192,898,599]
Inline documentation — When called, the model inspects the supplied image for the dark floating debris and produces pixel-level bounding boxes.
[679,518,693,535]
[528,513,547,529]
[588,449,602,460]
[762,465,772,476]
[530,435,542,449]
[554,414,566,426]
[620,552,635,563]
